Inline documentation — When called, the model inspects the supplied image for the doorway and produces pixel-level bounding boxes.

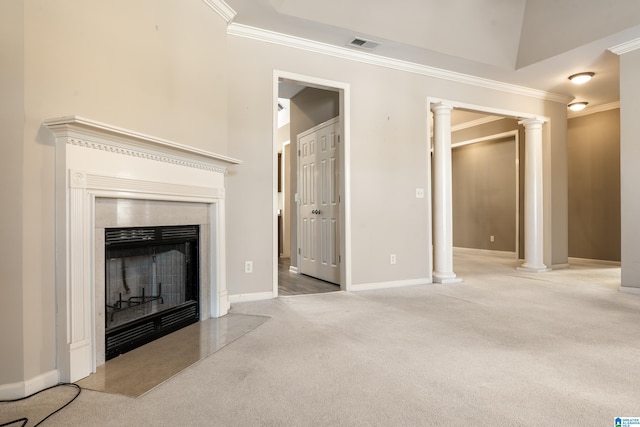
[449,110,521,261]
[429,97,550,279]
[274,72,351,296]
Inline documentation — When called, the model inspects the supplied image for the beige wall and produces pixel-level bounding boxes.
[568,109,621,261]
[2,0,571,393]
[225,34,568,290]
[620,50,640,288]
[0,0,25,385]
[2,0,230,392]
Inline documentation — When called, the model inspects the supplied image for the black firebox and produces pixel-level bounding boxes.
[104,225,199,360]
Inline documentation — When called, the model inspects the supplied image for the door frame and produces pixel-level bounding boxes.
[273,70,352,295]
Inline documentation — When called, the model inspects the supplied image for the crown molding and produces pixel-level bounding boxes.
[202,0,236,23]
[568,101,620,118]
[228,23,572,104]
[609,38,640,55]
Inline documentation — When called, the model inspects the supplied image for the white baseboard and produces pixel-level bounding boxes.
[568,257,621,267]
[620,286,640,296]
[229,291,275,303]
[453,247,517,258]
[0,369,59,400]
[289,266,298,274]
[351,278,432,292]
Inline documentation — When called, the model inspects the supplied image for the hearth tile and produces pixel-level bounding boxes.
[76,313,269,397]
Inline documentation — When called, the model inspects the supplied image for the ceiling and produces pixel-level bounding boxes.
[225,0,640,111]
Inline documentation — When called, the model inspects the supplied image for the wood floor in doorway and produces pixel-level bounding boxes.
[278,258,340,296]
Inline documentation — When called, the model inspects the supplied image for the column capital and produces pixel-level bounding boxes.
[431,102,453,114]
[518,117,546,128]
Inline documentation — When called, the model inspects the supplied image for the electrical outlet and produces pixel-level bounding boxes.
[244,261,253,273]
[416,188,425,199]
[490,235,495,242]
[390,254,397,265]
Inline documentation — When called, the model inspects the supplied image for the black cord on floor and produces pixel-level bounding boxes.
[0,383,81,427]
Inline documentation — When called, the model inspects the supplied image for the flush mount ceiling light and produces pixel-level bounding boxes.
[568,102,588,111]
[568,72,595,84]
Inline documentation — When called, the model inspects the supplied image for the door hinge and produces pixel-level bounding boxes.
[298,248,301,255]
[298,150,301,156]
[338,135,341,143]
[339,255,341,263]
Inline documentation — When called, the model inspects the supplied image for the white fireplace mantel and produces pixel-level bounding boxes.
[44,116,241,383]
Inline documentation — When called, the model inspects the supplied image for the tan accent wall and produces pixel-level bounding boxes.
[452,137,517,252]
[283,144,291,258]
[568,109,621,261]
[451,118,522,255]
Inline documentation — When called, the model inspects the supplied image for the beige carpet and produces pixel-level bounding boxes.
[1,314,268,426]
[7,251,640,426]
[0,383,80,427]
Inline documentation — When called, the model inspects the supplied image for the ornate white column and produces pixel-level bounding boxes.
[518,118,548,272]
[431,103,461,284]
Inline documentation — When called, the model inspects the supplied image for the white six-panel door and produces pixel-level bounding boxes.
[298,117,340,284]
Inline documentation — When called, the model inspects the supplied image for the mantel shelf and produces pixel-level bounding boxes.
[43,115,242,167]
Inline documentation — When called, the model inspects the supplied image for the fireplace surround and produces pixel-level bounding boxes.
[44,116,241,382]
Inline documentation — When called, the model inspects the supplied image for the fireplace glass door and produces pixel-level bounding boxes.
[105,225,199,359]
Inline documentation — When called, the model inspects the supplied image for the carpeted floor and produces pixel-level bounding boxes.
[5,250,639,426]
[0,383,81,427]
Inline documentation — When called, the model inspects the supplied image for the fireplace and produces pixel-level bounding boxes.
[44,116,241,382]
[104,225,200,359]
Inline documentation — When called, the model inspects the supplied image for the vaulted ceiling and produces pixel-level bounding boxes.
[225,0,640,110]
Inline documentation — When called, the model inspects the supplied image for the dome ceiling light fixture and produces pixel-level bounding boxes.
[568,102,588,111]
[568,72,595,84]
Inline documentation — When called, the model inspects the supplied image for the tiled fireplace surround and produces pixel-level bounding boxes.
[44,117,240,383]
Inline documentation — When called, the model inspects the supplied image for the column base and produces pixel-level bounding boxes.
[433,272,463,284]
[517,263,550,273]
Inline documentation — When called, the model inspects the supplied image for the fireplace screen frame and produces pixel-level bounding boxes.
[104,225,200,360]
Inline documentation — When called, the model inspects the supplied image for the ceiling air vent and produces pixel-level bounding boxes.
[348,37,380,50]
